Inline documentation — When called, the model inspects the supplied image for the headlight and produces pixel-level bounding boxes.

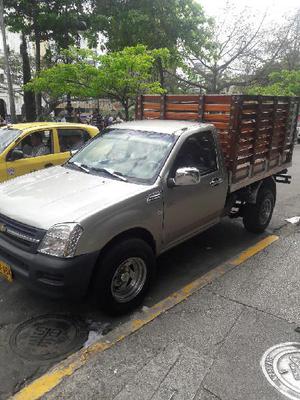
[38,223,83,258]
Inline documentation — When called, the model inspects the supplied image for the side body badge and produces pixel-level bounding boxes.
[147,191,162,203]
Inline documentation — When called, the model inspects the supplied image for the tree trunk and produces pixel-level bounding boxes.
[65,93,74,122]
[123,99,129,121]
[0,0,17,123]
[211,65,223,94]
[34,31,42,119]
[157,58,165,89]
[20,32,36,121]
[210,67,218,94]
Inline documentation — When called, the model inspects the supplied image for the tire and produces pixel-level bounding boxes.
[243,187,275,233]
[92,238,156,315]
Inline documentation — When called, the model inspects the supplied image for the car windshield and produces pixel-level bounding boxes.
[0,128,21,153]
[68,128,177,184]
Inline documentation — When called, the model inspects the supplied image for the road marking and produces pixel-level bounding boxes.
[12,234,279,400]
[230,235,279,266]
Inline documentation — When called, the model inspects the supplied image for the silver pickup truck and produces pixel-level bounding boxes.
[0,120,289,314]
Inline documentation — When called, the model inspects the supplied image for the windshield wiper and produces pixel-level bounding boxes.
[68,161,90,174]
[91,167,128,182]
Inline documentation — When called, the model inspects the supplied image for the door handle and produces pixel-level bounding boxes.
[210,177,224,187]
[44,163,54,168]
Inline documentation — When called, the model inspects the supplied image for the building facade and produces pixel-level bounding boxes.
[0,30,24,119]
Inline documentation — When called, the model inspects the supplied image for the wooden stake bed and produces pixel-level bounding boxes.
[136,94,300,192]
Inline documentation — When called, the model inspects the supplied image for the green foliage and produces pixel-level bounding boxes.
[91,0,212,83]
[94,0,210,50]
[246,70,300,96]
[4,0,91,48]
[4,0,213,96]
[26,45,169,118]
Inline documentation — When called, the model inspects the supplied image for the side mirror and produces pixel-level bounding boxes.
[9,149,24,161]
[70,149,79,157]
[168,167,201,187]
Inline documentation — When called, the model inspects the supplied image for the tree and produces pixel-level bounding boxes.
[91,0,212,88]
[178,4,268,93]
[26,45,169,120]
[275,9,300,71]
[177,4,298,93]
[0,0,16,122]
[246,70,300,96]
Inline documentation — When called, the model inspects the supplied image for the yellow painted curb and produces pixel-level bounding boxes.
[230,235,279,266]
[12,234,279,400]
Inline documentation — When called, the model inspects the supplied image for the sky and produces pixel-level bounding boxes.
[197,0,299,19]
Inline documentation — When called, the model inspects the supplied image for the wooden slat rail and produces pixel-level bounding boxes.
[136,94,300,189]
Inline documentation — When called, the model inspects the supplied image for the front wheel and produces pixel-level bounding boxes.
[243,187,275,233]
[92,238,155,315]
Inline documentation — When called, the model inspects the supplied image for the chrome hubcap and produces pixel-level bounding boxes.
[259,198,272,225]
[111,257,147,303]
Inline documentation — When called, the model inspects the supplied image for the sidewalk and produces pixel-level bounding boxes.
[35,224,300,400]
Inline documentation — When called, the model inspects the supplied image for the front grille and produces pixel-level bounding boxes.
[0,214,46,253]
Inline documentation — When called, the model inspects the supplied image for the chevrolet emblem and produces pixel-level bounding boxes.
[0,223,7,233]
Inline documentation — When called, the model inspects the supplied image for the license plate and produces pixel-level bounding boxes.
[0,261,13,283]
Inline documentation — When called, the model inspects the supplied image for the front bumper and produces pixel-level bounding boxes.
[0,235,99,299]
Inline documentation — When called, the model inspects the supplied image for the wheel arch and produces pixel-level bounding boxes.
[98,228,156,258]
[241,176,277,205]
[260,176,277,202]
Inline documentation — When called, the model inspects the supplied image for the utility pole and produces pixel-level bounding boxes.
[0,0,17,123]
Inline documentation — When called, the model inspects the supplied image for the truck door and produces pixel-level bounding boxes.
[163,130,227,246]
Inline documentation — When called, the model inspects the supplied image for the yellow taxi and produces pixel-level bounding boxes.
[0,122,99,182]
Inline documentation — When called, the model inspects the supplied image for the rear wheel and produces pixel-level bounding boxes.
[92,238,155,315]
[243,187,275,233]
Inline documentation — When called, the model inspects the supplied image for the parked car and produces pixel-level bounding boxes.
[0,122,99,182]
[0,95,298,315]
[297,125,300,143]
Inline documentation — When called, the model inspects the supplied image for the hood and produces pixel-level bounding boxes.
[0,166,149,229]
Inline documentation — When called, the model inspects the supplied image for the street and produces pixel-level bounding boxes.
[0,145,300,400]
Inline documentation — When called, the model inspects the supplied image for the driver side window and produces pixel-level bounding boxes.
[172,131,218,176]
[11,130,53,159]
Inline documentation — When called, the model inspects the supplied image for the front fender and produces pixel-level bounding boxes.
[76,193,163,255]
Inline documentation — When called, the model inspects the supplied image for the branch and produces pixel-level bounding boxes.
[187,54,211,71]
[217,12,267,72]
[218,17,242,57]
[164,69,208,90]
[63,79,92,89]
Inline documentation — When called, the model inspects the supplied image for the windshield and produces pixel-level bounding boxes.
[0,128,22,153]
[68,128,177,184]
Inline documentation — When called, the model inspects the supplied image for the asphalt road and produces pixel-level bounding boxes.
[0,145,300,400]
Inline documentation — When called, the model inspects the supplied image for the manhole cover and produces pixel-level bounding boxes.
[261,342,300,400]
[10,314,87,361]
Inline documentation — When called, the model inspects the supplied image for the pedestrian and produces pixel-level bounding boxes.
[107,116,114,126]
[75,112,83,123]
[91,109,103,130]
